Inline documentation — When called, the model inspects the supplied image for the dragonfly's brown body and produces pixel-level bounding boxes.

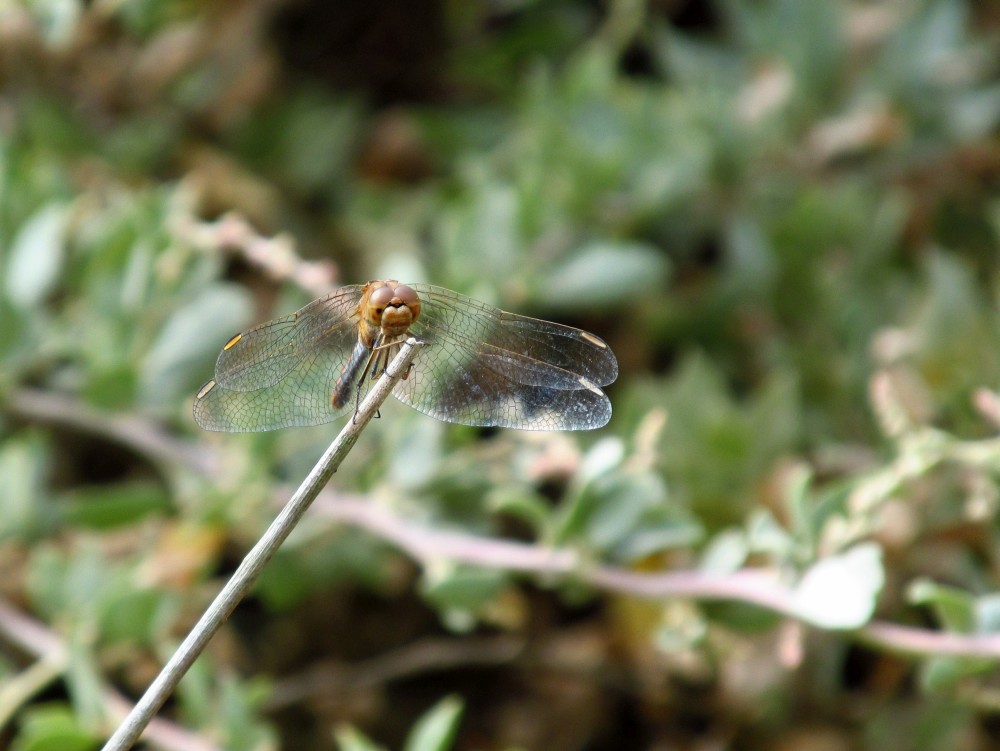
[194,280,617,432]
[330,281,421,409]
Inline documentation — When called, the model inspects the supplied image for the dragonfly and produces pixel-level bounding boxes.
[193,280,618,432]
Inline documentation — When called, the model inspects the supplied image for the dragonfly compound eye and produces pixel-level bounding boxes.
[366,286,395,321]
[392,285,421,321]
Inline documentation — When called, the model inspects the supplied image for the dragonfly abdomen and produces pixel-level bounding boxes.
[331,338,371,408]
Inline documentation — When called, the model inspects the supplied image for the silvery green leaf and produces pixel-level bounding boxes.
[5,203,67,309]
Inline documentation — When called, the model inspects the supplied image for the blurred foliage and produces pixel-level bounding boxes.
[3,0,1000,749]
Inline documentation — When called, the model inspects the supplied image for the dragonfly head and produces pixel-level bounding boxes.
[364,280,422,338]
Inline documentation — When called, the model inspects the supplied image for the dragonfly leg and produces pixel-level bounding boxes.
[351,333,383,424]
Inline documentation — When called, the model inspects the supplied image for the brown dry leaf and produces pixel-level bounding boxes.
[138,520,226,589]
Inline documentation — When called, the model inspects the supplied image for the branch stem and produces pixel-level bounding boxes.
[101,338,422,751]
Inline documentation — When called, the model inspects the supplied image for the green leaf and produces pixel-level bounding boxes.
[952,85,1000,140]
[700,529,748,574]
[233,90,361,193]
[385,416,444,491]
[218,675,277,751]
[609,515,703,561]
[702,600,780,633]
[632,355,800,530]
[256,532,392,612]
[918,654,996,693]
[653,24,742,86]
[488,487,551,535]
[403,695,465,751]
[5,203,66,310]
[578,437,625,484]
[745,510,793,557]
[543,241,670,310]
[140,283,253,409]
[98,589,177,646]
[22,0,83,47]
[791,543,884,629]
[974,593,1000,633]
[906,254,1000,415]
[176,654,214,727]
[584,472,667,551]
[334,725,387,751]
[0,434,51,541]
[254,551,319,612]
[0,296,27,365]
[439,181,521,284]
[26,543,129,628]
[783,464,816,555]
[60,481,170,530]
[11,704,97,751]
[654,614,707,653]
[554,464,697,562]
[721,215,777,297]
[421,564,509,613]
[81,365,138,410]
[65,639,104,729]
[907,579,976,633]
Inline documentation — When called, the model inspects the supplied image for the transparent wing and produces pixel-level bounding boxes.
[393,284,618,430]
[212,286,365,392]
[410,285,618,386]
[193,286,365,431]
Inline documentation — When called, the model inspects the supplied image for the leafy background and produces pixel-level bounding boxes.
[3,0,1000,749]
